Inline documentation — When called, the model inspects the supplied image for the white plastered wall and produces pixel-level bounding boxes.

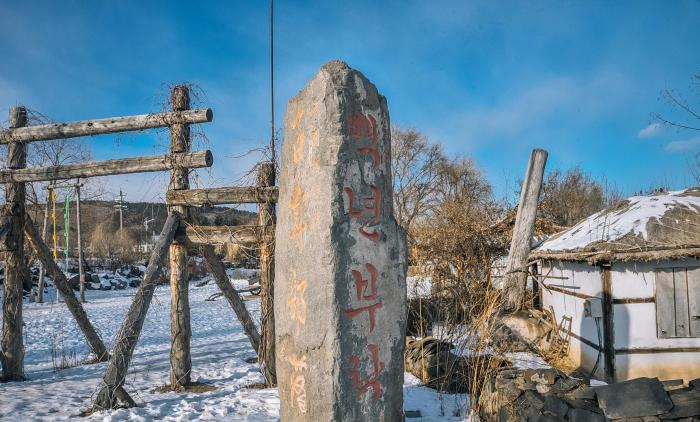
[539,261,605,379]
[612,259,700,382]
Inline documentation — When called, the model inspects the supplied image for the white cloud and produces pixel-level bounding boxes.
[637,123,662,139]
[665,136,700,153]
[437,70,632,147]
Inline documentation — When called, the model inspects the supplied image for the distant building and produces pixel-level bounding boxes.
[137,234,159,254]
[531,188,700,383]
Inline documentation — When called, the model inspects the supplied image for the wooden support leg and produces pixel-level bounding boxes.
[24,214,109,361]
[92,213,180,410]
[200,245,261,353]
[1,106,27,381]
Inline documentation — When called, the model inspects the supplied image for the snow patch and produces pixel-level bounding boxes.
[539,189,700,251]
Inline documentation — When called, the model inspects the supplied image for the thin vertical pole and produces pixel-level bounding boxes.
[270,0,276,166]
[118,189,124,234]
[76,184,85,303]
[37,198,50,303]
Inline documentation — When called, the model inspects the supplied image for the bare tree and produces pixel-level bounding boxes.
[391,126,443,233]
[654,72,700,184]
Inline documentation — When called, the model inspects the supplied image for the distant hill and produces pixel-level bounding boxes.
[26,200,258,255]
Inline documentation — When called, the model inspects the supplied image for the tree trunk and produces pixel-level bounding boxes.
[1,106,27,381]
[93,213,180,410]
[168,85,192,388]
[201,245,261,352]
[502,149,548,311]
[24,214,109,361]
[257,162,276,386]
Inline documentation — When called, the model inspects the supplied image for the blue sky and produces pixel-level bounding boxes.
[1,0,699,202]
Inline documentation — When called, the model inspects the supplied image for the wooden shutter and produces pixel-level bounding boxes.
[673,268,690,337]
[689,267,700,337]
[656,269,675,338]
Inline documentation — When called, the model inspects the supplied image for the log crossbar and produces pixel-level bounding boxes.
[166,186,278,206]
[0,150,213,183]
[0,108,213,144]
[176,224,274,246]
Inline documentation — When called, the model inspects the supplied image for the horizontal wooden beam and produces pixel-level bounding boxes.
[176,224,274,246]
[166,186,278,206]
[0,108,213,144]
[0,150,212,183]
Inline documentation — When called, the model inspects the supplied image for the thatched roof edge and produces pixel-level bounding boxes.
[530,245,700,264]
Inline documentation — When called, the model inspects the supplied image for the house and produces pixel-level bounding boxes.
[530,188,700,383]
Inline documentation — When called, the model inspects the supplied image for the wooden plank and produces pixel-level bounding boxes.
[176,224,274,245]
[200,245,261,353]
[688,267,700,336]
[166,186,279,206]
[24,213,109,361]
[674,268,690,337]
[542,283,595,300]
[0,150,212,183]
[612,297,655,304]
[616,346,700,354]
[93,213,180,410]
[655,268,675,338]
[0,108,212,144]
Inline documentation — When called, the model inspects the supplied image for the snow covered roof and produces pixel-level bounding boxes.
[531,187,700,263]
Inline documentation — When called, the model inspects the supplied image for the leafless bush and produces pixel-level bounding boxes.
[90,221,140,265]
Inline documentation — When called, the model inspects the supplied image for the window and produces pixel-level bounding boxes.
[655,267,699,338]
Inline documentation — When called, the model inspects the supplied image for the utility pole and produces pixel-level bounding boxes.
[115,189,126,234]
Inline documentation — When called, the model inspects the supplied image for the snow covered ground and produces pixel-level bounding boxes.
[0,274,470,421]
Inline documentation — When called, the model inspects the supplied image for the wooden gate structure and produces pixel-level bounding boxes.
[0,86,278,409]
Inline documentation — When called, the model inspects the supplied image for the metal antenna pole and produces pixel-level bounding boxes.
[270,0,276,167]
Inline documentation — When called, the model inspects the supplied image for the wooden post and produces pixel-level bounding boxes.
[168,85,192,388]
[37,197,50,303]
[200,245,261,352]
[502,148,548,311]
[24,214,108,361]
[76,183,86,303]
[601,264,615,383]
[1,106,27,381]
[93,213,180,409]
[257,162,276,386]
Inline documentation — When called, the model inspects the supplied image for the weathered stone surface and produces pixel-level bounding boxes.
[537,414,567,422]
[569,408,605,422]
[595,377,673,419]
[543,396,570,418]
[275,61,407,421]
[660,388,700,419]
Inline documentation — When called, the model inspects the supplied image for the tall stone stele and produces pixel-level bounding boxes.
[275,60,407,421]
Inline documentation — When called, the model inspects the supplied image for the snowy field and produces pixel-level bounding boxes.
[0,275,469,421]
